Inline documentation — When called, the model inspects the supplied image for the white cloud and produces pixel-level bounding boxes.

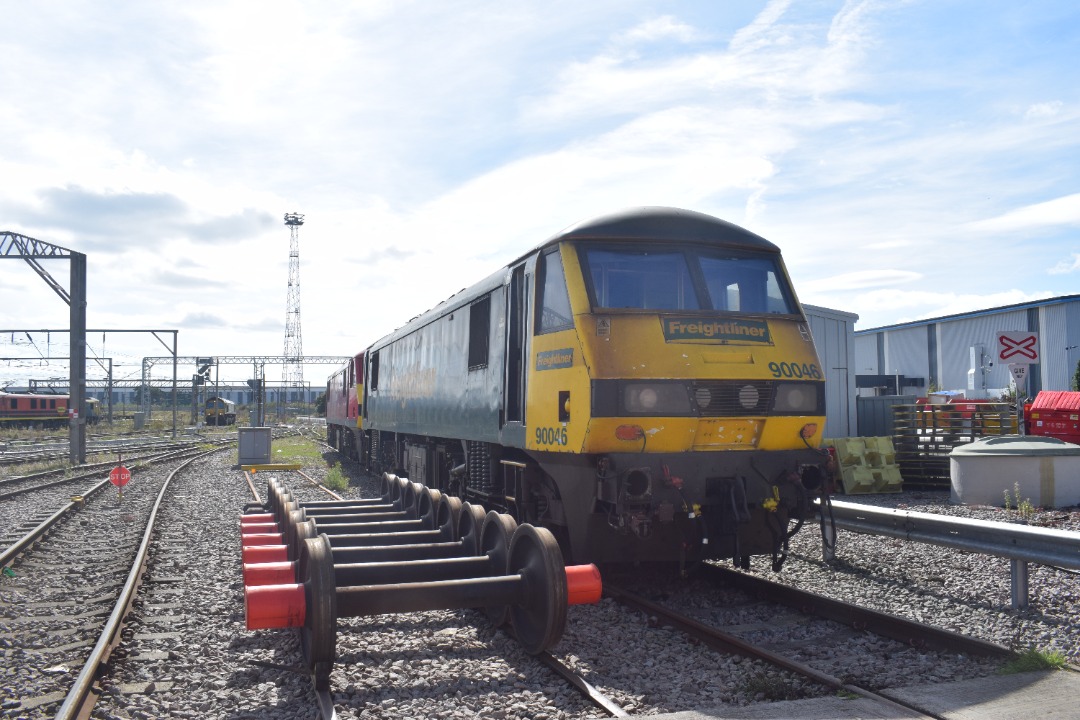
[802,269,921,293]
[617,15,698,44]
[1049,253,1080,275]
[968,193,1080,233]
[1025,101,1063,120]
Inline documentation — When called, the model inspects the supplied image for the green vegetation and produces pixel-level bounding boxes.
[1003,481,1035,522]
[324,462,348,491]
[271,434,326,462]
[1073,359,1080,392]
[999,648,1067,674]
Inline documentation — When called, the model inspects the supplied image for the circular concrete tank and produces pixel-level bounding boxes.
[949,435,1080,508]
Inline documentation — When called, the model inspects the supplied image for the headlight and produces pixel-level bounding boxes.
[738,384,760,410]
[623,383,691,414]
[773,382,822,414]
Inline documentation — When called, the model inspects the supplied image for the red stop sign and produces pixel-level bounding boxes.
[109,465,131,487]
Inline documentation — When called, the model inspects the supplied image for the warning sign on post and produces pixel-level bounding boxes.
[997,331,1040,364]
[1008,364,1028,394]
[109,465,131,487]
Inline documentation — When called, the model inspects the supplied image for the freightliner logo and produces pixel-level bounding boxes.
[661,317,771,343]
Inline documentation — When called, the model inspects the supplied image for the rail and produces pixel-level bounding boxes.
[816,498,1080,609]
[54,449,222,719]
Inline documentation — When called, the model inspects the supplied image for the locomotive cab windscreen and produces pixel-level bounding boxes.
[580,244,797,316]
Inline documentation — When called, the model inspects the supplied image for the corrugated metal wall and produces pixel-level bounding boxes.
[1041,304,1068,390]
[854,333,878,374]
[938,309,1025,393]
[1068,303,1080,390]
[804,304,857,438]
[882,326,929,393]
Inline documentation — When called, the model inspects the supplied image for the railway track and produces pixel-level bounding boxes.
[597,564,1014,718]
[0,441,235,545]
[81,458,622,720]
[4,435,1071,719]
[0,449,226,717]
[0,433,205,467]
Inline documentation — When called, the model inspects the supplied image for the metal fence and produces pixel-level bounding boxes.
[890,402,1018,487]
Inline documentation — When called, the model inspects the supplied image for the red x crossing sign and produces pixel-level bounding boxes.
[997,331,1040,364]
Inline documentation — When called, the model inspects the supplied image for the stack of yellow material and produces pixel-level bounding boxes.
[825,437,903,494]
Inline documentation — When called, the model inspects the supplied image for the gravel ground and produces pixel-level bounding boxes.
[760,491,1080,664]
[40,441,1077,720]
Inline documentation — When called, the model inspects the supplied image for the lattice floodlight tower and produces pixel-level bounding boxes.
[283,213,305,403]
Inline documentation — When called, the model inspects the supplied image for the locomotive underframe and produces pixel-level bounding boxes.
[342,425,822,567]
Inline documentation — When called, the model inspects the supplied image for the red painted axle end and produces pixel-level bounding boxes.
[243,561,297,587]
[241,532,284,546]
[245,583,306,630]
[240,522,279,535]
[566,563,602,605]
[242,544,288,565]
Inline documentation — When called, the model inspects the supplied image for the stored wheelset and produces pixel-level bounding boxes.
[241,478,601,690]
[246,525,600,689]
[242,493,489,595]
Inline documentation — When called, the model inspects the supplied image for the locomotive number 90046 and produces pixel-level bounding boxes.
[767,361,822,379]
[535,426,568,446]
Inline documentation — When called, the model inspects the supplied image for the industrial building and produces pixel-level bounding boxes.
[853,294,1080,400]
[805,304,858,439]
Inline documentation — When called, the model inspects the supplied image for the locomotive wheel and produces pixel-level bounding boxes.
[436,495,462,542]
[291,519,317,561]
[457,503,487,556]
[284,508,306,556]
[508,524,567,654]
[417,488,442,529]
[299,534,337,691]
[480,511,518,628]
[399,482,419,517]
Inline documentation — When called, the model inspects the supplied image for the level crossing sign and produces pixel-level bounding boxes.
[996,331,1039,364]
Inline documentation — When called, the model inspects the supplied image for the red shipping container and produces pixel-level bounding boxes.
[1028,391,1080,443]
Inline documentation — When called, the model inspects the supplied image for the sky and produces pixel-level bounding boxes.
[1,0,1078,388]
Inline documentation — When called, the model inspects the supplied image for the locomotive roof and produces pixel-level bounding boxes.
[0,390,67,397]
[535,206,781,255]
[368,207,781,349]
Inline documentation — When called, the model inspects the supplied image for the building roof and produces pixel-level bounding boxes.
[856,294,1080,335]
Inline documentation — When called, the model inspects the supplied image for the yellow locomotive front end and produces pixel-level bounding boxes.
[524,209,827,568]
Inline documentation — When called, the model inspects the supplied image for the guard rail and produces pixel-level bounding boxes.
[815,498,1080,608]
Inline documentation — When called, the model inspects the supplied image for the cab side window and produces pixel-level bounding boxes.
[536,249,573,334]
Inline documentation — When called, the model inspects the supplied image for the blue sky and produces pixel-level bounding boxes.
[1,1,1078,387]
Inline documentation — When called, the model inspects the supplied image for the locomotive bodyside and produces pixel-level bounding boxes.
[326,353,364,460]
[354,208,828,566]
[0,391,70,428]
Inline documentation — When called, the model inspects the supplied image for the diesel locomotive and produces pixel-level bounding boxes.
[204,396,237,426]
[326,207,828,568]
